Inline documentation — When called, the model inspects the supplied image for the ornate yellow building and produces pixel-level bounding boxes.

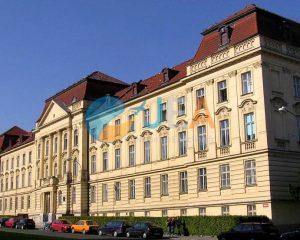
[1,5,300,226]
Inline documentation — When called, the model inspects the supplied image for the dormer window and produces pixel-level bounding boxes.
[219,25,232,47]
[131,81,144,96]
[161,68,179,84]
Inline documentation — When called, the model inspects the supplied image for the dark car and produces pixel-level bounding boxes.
[0,217,9,228]
[280,229,300,240]
[4,218,19,228]
[51,219,72,232]
[98,220,131,237]
[16,218,35,229]
[126,222,163,239]
[218,222,280,240]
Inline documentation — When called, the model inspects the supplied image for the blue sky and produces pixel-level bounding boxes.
[0,0,299,133]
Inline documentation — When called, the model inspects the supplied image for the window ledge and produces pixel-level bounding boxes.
[217,100,229,105]
[220,187,231,190]
[179,192,188,195]
[177,114,186,118]
[199,189,208,193]
[241,92,253,97]
[246,184,257,187]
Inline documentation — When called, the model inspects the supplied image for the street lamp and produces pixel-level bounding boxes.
[277,105,297,117]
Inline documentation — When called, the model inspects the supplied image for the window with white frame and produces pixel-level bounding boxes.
[144,177,151,198]
[196,88,205,109]
[161,174,168,196]
[221,205,230,216]
[144,141,151,163]
[218,80,227,102]
[247,204,256,216]
[294,76,300,97]
[241,71,252,94]
[198,125,207,151]
[129,114,135,132]
[178,131,187,156]
[220,164,230,188]
[103,152,108,172]
[180,171,188,193]
[199,207,206,216]
[129,145,135,166]
[73,129,79,147]
[198,168,207,191]
[220,119,230,146]
[90,186,96,203]
[162,209,168,217]
[245,160,256,185]
[91,155,96,174]
[115,148,121,169]
[115,119,121,136]
[161,103,167,121]
[178,96,186,116]
[160,136,168,160]
[129,179,135,199]
[245,112,256,141]
[102,184,108,202]
[115,182,121,201]
[144,109,150,127]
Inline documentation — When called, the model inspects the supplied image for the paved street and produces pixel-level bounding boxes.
[0,228,217,240]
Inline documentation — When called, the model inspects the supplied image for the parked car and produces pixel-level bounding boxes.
[218,222,280,240]
[16,218,35,229]
[126,222,163,239]
[98,220,131,237]
[280,229,300,240]
[0,217,9,228]
[71,220,99,234]
[51,219,72,232]
[4,218,19,228]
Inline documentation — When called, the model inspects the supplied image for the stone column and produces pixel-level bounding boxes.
[41,138,45,179]
[57,130,62,177]
[67,127,73,173]
[49,134,53,177]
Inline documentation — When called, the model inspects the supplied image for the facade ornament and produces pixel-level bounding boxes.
[205,79,214,86]
[228,70,237,78]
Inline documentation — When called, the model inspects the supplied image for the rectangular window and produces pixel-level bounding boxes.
[16,175,19,189]
[27,196,30,209]
[0,199,2,211]
[144,177,151,198]
[245,160,256,185]
[115,148,121,169]
[102,184,108,202]
[90,186,96,203]
[29,151,32,163]
[198,168,207,191]
[103,152,108,172]
[115,182,121,201]
[6,159,8,171]
[5,178,8,191]
[198,125,207,151]
[199,207,206,216]
[178,131,187,156]
[161,103,167,121]
[28,172,31,187]
[13,157,15,169]
[91,128,96,143]
[144,141,151,163]
[102,124,108,140]
[22,173,25,188]
[180,209,187,216]
[220,119,230,146]
[294,76,300,97]
[129,114,135,132]
[91,155,96,174]
[196,88,205,109]
[178,96,186,116]
[4,199,7,210]
[245,113,256,141]
[218,80,227,102]
[10,198,13,210]
[162,210,168,217]
[15,197,18,210]
[22,154,26,165]
[144,109,150,127]
[21,196,24,209]
[10,177,13,190]
[160,136,168,160]
[145,211,150,217]
[221,206,230,216]
[180,171,188,193]
[0,179,3,192]
[129,145,135,166]
[242,71,252,94]
[220,164,230,188]
[63,134,68,151]
[247,204,256,216]
[161,174,168,196]
[129,180,135,199]
[115,119,120,136]
[72,187,76,204]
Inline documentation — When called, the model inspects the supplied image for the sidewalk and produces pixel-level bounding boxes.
[169,235,217,240]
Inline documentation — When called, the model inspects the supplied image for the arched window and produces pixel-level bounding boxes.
[63,133,68,151]
[73,159,78,177]
[73,129,78,147]
[58,190,62,205]
[54,163,58,177]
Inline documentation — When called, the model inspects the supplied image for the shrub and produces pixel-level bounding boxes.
[60,215,269,236]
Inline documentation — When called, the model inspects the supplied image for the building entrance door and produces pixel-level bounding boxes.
[43,192,51,223]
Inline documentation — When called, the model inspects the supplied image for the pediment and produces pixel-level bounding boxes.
[38,100,70,127]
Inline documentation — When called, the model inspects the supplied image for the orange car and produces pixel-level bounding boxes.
[71,220,99,234]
